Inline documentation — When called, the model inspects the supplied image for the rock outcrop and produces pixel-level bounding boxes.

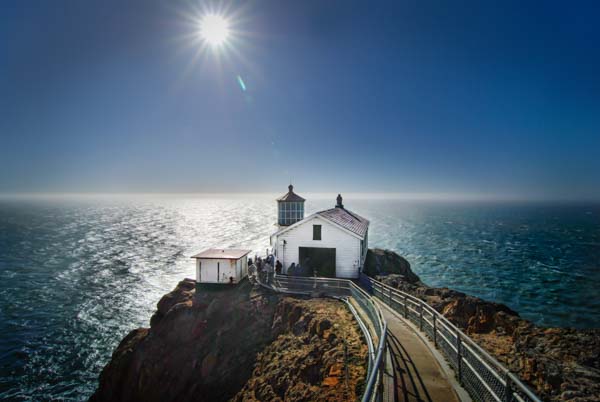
[363,248,418,283]
[233,298,367,401]
[91,279,367,402]
[90,279,279,402]
[370,250,600,402]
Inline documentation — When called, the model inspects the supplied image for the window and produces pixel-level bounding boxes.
[313,225,322,240]
[278,201,305,225]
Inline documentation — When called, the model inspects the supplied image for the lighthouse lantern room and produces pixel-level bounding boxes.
[277,184,305,226]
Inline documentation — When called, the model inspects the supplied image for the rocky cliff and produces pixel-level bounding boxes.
[365,248,600,402]
[233,298,367,401]
[91,279,367,402]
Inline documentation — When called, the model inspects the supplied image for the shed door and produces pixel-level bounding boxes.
[298,247,336,278]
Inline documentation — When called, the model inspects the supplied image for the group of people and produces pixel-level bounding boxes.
[248,254,283,284]
[286,261,317,277]
[248,252,321,284]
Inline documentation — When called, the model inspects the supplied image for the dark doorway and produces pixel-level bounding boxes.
[299,247,336,277]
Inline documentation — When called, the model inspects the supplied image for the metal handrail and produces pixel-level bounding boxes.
[362,316,387,402]
[259,274,387,402]
[349,281,387,402]
[368,277,542,402]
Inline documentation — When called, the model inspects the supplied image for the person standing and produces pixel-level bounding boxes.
[264,262,273,283]
[248,262,257,283]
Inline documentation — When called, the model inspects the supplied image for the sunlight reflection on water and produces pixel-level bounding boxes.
[0,195,598,400]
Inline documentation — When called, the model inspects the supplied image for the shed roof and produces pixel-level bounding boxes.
[317,207,370,238]
[191,248,252,259]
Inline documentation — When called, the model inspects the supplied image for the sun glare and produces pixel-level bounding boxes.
[199,14,230,47]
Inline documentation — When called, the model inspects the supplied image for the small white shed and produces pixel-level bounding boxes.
[191,248,251,284]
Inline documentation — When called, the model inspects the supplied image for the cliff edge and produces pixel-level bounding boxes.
[91,279,367,402]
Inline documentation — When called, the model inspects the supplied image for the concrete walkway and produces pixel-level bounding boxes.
[377,300,464,402]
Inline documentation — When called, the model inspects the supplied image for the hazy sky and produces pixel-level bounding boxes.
[1,1,599,199]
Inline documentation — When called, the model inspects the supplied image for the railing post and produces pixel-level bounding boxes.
[418,304,423,331]
[456,329,463,385]
[432,314,437,347]
[504,372,513,402]
[403,295,408,318]
[388,287,393,306]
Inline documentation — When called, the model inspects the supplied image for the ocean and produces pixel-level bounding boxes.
[0,195,599,400]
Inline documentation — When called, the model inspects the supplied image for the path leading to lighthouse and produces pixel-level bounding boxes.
[377,300,466,402]
[256,273,468,401]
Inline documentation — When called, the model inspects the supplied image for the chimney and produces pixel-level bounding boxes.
[336,194,344,209]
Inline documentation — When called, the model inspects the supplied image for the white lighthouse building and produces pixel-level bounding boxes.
[270,185,369,279]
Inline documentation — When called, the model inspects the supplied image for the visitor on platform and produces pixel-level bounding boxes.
[265,262,273,283]
[248,262,257,283]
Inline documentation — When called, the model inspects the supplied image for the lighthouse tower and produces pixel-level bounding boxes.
[276,184,305,226]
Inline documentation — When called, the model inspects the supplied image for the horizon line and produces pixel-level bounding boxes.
[0,191,599,203]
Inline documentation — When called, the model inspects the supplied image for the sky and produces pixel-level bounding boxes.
[1,0,599,199]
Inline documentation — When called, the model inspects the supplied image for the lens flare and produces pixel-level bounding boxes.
[237,75,246,91]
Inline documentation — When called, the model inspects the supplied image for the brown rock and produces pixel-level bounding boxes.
[91,280,281,402]
[232,298,367,402]
[364,248,420,283]
[322,377,339,386]
[91,281,367,402]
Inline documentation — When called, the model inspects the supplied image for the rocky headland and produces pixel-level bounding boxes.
[91,279,367,402]
[365,248,600,402]
[92,248,599,402]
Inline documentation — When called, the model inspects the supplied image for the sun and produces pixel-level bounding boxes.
[199,14,230,47]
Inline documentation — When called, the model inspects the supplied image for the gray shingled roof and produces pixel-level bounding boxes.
[317,207,369,238]
[276,185,306,202]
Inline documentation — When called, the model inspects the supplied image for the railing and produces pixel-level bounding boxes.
[367,277,542,402]
[271,275,351,298]
[260,274,387,402]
